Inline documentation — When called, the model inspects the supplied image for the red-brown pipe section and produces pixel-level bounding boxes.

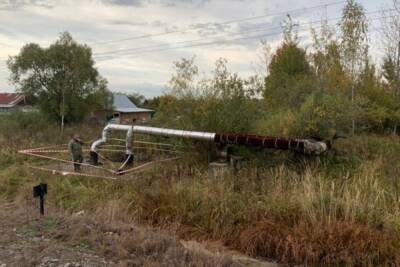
[214,133,305,152]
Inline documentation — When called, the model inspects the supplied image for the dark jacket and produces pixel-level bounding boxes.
[68,139,83,160]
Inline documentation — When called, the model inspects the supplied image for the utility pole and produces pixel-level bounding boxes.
[351,62,355,136]
[397,40,400,96]
[395,40,400,135]
[61,88,65,133]
[60,66,67,133]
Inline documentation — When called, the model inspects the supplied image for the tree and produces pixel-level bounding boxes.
[153,57,261,134]
[339,0,368,134]
[86,78,114,123]
[7,32,110,131]
[381,0,400,94]
[294,91,354,139]
[169,57,199,98]
[207,58,261,133]
[310,21,348,94]
[356,62,395,132]
[262,15,315,110]
[127,92,145,106]
[263,40,314,110]
[383,55,398,86]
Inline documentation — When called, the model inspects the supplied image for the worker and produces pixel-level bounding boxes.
[68,134,84,172]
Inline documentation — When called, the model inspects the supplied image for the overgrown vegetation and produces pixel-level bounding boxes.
[2,0,400,266]
[1,113,400,266]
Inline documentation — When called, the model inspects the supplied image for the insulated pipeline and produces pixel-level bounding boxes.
[91,124,134,154]
[90,124,328,155]
[214,133,328,154]
[132,125,215,141]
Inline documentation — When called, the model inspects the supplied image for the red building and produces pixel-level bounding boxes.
[0,93,32,113]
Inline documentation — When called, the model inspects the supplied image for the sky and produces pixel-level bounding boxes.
[0,0,390,98]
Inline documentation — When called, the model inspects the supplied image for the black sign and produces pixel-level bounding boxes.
[33,183,47,197]
[33,183,47,215]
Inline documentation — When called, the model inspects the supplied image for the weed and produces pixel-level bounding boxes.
[2,124,400,265]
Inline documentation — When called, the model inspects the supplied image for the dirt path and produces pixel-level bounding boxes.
[0,203,112,267]
[181,241,278,267]
[0,203,279,267]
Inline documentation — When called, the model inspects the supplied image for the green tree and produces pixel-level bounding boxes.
[339,0,368,134]
[169,56,199,98]
[263,41,314,110]
[86,78,114,123]
[381,1,400,133]
[154,58,261,134]
[127,92,146,106]
[293,91,354,139]
[357,61,400,132]
[206,58,261,133]
[311,21,349,94]
[381,0,400,94]
[7,32,109,130]
[383,55,398,86]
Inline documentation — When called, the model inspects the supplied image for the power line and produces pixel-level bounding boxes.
[93,23,315,57]
[94,10,395,61]
[94,31,282,62]
[94,8,393,58]
[90,0,346,46]
[95,15,394,63]
[94,25,291,57]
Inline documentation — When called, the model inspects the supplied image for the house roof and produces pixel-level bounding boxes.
[0,93,25,108]
[113,93,154,113]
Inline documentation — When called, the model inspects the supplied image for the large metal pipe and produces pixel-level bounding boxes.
[133,125,215,141]
[90,124,328,157]
[91,124,134,154]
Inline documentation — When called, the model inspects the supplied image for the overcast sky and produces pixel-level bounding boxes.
[0,0,389,98]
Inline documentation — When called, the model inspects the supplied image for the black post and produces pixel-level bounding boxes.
[33,183,47,216]
[40,194,44,215]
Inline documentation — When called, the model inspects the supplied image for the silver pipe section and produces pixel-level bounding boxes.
[91,124,134,154]
[132,125,216,141]
[91,124,215,154]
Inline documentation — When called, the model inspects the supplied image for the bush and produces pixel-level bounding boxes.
[0,110,52,133]
[292,91,355,139]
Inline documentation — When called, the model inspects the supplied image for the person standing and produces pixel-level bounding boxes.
[68,134,84,172]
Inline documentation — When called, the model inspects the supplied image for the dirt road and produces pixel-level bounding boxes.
[0,203,278,267]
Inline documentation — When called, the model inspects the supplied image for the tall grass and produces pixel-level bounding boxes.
[17,159,400,265]
[1,118,400,265]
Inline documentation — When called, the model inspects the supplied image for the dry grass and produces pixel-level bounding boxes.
[0,200,237,267]
[26,156,399,266]
[2,119,400,266]
[63,214,237,267]
[239,219,400,266]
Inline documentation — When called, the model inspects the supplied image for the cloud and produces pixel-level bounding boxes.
[158,0,211,8]
[101,0,144,7]
[189,22,232,37]
[0,0,53,10]
[113,83,166,98]
[107,19,149,26]
[0,0,385,98]
[106,18,168,28]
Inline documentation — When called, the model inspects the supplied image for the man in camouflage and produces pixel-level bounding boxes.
[68,134,84,172]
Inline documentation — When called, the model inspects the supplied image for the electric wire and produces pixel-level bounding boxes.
[89,0,346,46]
[94,12,396,62]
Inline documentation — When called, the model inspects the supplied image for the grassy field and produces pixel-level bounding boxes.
[1,115,400,266]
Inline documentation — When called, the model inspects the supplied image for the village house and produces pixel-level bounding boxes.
[0,93,33,113]
[111,93,154,124]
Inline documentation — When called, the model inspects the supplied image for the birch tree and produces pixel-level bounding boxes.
[339,0,368,134]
